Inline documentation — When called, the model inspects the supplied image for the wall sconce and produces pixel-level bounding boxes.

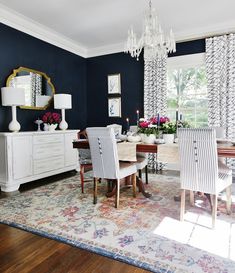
[54,94,72,130]
[1,87,25,132]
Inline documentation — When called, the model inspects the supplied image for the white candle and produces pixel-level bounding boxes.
[136,110,139,126]
[126,118,129,131]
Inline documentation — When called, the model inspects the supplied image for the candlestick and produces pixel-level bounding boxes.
[176,110,179,122]
[136,110,139,126]
[157,113,160,127]
[126,118,129,131]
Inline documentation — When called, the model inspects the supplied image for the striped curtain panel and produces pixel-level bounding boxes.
[144,52,167,169]
[206,34,235,171]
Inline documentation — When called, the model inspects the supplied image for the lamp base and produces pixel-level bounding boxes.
[9,120,21,132]
[59,120,68,130]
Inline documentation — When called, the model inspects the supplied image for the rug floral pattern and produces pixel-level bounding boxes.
[0,173,235,273]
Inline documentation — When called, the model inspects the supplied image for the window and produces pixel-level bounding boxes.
[167,53,207,128]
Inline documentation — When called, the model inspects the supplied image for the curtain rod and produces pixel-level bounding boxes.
[176,30,235,43]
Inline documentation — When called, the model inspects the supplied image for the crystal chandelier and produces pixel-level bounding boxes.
[124,0,176,60]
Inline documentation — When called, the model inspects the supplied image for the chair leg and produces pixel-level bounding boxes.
[132,173,136,198]
[212,194,218,229]
[145,165,148,184]
[138,170,142,179]
[93,177,98,204]
[115,179,120,209]
[180,189,185,222]
[226,186,232,215]
[189,191,194,206]
[80,165,85,193]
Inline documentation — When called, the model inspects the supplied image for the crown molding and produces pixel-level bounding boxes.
[0,3,87,58]
[86,42,124,58]
[87,22,235,58]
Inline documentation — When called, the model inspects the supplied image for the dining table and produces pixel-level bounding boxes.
[73,140,235,198]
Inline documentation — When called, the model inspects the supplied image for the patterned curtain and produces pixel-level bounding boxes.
[30,72,42,106]
[144,50,167,169]
[206,34,235,170]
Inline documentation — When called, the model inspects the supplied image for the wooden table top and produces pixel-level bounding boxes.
[73,140,158,153]
[73,140,235,158]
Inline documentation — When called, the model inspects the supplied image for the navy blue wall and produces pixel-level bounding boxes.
[0,23,87,131]
[87,53,144,131]
[86,39,205,130]
[0,22,205,132]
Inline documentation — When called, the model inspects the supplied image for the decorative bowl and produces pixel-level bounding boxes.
[119,134,127,141]
[127,135,141,142]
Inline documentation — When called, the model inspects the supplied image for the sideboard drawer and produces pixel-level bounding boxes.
[33,134,63,145]
[34,143,64,159]
[34,156,64,174]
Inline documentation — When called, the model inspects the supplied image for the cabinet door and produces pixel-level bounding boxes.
[64,133,78,167]
[12,136,32,180]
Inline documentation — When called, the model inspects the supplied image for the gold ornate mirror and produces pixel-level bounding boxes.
[6,67,55,110]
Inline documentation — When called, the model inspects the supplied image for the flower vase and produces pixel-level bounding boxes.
[141,134,156,144]
[48,124,58,131]
[43,123,49,131]
[162,134,174,144]
[44,123,57,131]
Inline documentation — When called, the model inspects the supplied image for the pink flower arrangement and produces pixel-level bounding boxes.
[42,112,61,124]
[139,120,150,128]
[138,116,171,135]
[138,117,158,136]
[159,116,170,125]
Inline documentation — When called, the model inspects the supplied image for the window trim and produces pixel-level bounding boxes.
[167,53,205,70]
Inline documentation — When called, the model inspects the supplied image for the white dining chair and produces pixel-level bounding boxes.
[106,124,122,138]
[178,128,232,228]
[129,125,138,133]
[210,126,225,138]
[86,127,137,208]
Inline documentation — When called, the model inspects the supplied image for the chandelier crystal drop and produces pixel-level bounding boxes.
[124,0,176,60]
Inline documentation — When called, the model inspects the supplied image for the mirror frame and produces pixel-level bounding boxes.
[6,66,55,110]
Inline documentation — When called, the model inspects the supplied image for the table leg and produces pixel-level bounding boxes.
[105,176,152,198]
[136,176,151,198]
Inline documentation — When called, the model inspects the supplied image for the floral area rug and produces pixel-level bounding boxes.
[0,172,235,273]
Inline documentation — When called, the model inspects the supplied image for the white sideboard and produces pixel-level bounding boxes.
[0,130,79,192]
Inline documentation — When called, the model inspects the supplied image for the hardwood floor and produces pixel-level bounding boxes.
[0,224,149,273]
[0,172,150,273]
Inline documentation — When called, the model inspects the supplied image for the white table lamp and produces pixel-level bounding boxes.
[1,87,25,132]
[54,94,72,130]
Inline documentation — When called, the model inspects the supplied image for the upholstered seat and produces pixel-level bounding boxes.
[178,128,232,228]
[107,124,122,138]
[87,127,137,208]
[77,130,92,193]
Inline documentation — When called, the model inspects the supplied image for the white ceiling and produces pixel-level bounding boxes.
[0,0,235,58]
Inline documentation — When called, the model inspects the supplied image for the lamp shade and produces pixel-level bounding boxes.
[54,94,72,109]
[1,87,25,106]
